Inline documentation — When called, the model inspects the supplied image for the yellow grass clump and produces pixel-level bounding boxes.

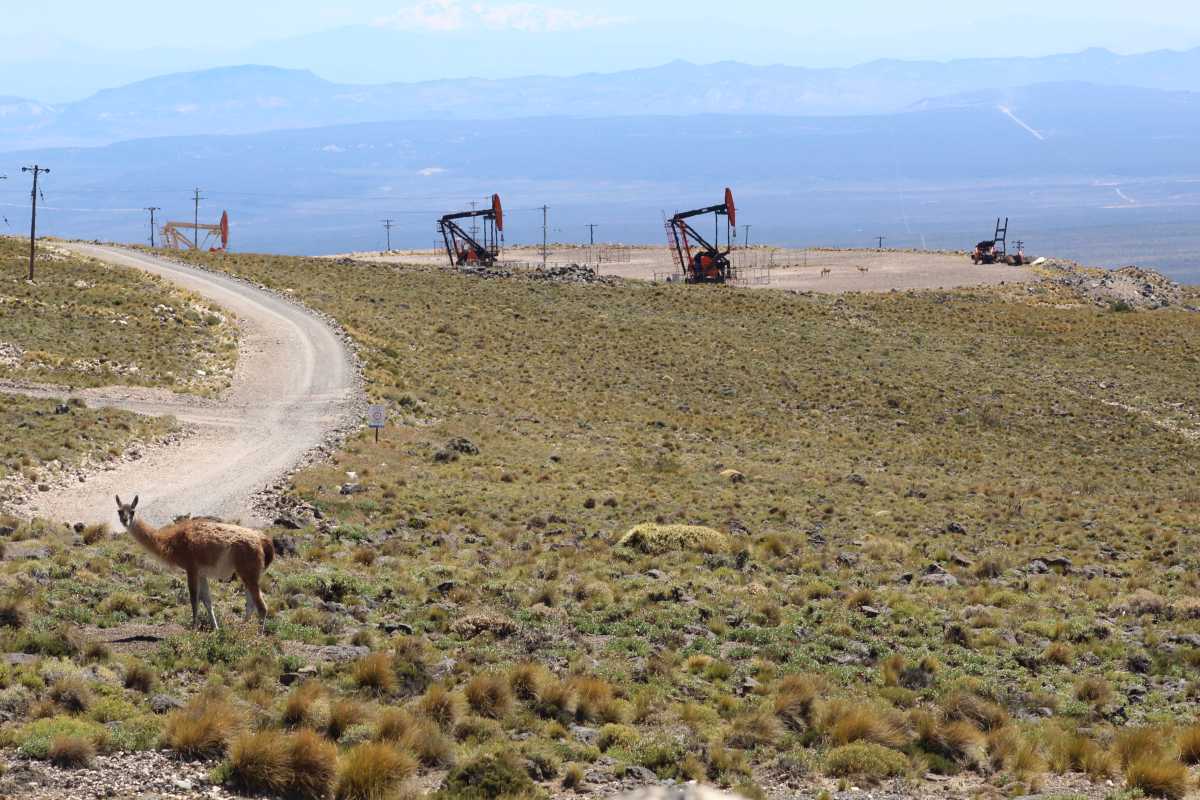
[617,524,728,555]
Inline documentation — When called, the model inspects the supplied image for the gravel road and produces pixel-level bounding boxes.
[13,244,359,528]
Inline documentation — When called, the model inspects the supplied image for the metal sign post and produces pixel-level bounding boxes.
[368,405,387,443]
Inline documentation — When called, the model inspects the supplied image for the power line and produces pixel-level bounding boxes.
[381,219,395,252]
[145,207,160,248]
[21,165,49,281]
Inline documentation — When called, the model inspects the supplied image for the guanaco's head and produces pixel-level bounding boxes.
[115,495,139,529]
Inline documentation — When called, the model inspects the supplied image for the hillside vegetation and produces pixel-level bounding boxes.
[2,249,1199,799]
[0,237,236,394]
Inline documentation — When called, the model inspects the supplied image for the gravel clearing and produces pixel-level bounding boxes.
[6,244,362,529]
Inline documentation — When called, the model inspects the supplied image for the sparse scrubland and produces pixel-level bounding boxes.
[1,247,1199,799]
[0,237,237,393]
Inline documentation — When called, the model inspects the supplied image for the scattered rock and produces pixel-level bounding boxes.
[945,521,967,534]
[272,535,298,558]
[449,614,517,639]
[845,473,867,486]
[445,437,479,456]
[571,725,600,746]
[339,483,364,495]
[1127,653,1152,674]
[149,694,183,714]
[920,571,959,588]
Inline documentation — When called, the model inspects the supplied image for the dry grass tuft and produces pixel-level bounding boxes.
[288,729,339,800]
[49,675,92,713]
[352,652,396,695]
[47,734,94,769]
[1177,725,1200,765]
[227,730,292,795]
[534,679,579,721]
[774,674,822,731]
[326,699,366,742]
[509,662,548,703]
[823,702,909,749]
[725,708,783,750]
[374,708,415,742]
[123,660,155,693]
[1126,755,1190,799]
[335,741,416,800]
[282,681,325,728]
[417,684,462,730]
[164,691,241,759]
[465,672,513,720]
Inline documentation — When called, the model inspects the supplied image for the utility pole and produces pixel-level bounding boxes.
[145,207,160,248]
[742,225,752,248]
[586,224,598,246]
[541,205,549,268]
[192,188,205,251]
[381,219,394,252]
[21,165,49,281]
[875,235,887,250]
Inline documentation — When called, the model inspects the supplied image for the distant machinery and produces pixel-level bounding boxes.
[439,195,504,268]
[162,211,230,253]
[666,188,737,284]
[972,217,1027,265]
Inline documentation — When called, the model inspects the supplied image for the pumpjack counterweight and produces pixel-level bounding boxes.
[666,188,738,284]
[439,194,504,269]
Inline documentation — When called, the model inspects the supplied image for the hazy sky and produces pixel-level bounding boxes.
[4,0,1198,63]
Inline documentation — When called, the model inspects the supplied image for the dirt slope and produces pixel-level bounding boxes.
[12,245,359,528]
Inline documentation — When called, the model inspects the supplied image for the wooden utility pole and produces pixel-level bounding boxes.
[587,224,598,245]
[742,224,752,248]
[876,235,887,250]
[192,188,205,252]
[381,219,394,252]
[21,165,49,281]
[541,205,548,268]
[145,207,161,248]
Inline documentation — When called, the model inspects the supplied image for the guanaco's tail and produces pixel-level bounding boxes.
[262,537,275,571]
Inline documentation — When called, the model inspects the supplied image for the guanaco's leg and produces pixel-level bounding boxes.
[243,584,256,621]
[198,577,219,630]
[186,569,200,629]
[236,566,269,622]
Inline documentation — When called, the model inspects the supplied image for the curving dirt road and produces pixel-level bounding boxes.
[13,245,359,528]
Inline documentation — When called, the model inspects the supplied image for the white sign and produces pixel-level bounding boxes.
[367,405,387,429]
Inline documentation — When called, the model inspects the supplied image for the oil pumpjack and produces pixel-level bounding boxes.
[666,188,737,284]
[438,195,504,268]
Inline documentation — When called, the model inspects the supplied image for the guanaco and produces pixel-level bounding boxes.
[821,268,832,277]
[115,495,274,629]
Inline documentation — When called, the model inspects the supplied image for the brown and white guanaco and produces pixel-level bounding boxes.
[115,495,274,629]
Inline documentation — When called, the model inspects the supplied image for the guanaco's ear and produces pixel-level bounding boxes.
[115,495,122,508]
[131,496,139,510]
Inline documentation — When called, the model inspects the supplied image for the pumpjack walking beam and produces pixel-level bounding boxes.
[439,195,504,268]
[667,188,738,284]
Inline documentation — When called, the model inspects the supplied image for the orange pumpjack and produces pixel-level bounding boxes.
[666,188,737,284]
[438,195,504,268]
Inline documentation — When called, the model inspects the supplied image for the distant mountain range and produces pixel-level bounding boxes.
[4,47,1200,151]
